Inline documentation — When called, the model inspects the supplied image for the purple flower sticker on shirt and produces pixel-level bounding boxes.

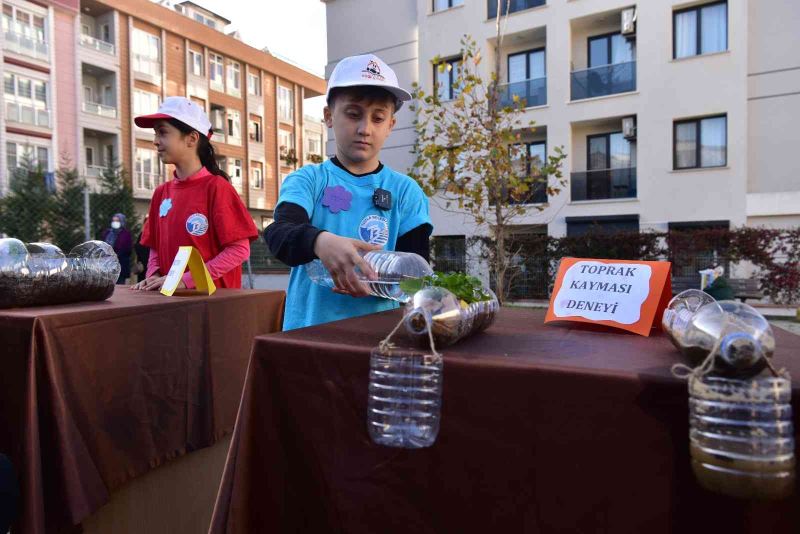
[321,185,353,214]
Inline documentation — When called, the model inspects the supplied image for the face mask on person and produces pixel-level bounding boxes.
[111,221,121,230]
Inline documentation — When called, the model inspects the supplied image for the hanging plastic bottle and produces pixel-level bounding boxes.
[306,251,433,302]
[663,289,775,377]
[668,290,794,499]
[403,285,499,348]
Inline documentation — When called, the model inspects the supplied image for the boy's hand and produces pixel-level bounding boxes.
[313,232,381,297]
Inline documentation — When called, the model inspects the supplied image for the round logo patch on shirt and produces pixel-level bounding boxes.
[186,213,209,236]
[359,214,389,246]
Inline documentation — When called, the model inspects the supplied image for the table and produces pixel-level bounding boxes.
[0,288,285,534]
[209,308,800,534]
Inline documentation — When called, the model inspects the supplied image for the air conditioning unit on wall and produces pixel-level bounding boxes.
[622,116,637,139]
[622,8,637,37]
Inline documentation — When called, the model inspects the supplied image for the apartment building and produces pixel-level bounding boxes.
[2,0,326,225]
[323,0,800,244]
[2,0,78,193]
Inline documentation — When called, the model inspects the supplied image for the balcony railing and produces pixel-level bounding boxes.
[488,0,545,18]
[82,101,118,118]
[132,54,162,83]
[86,165,110,178]
[80,33,115,55]
[571,167,637,201]
[570,61,636,101]
[497,77,546,109]
[5,101,51,127]
[135,171,161,192]
[4,30,49,61]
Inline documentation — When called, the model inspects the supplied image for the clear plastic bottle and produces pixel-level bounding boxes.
[306,251,433,302]
[367,346,443,448]
[0,238,29,308]
[689,372,795,499]
[663,290,775,377]
[403,285,499,348]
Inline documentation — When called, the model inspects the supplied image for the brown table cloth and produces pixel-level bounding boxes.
[0,288,285,534]
[210,307,800,534]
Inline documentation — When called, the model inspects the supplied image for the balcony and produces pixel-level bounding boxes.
[5,101,50,128]
[82,100,117,118]
[80,33,115,55]
[571,167,636,201]
[497,77,546,109]
[86,164,109,178]
[3,30,49,61]
[487,0,545,18]
[132,54,162,84]
[571,61,636,101]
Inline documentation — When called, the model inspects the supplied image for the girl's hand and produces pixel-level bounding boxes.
[313,232,381,297]
[130,276,185,291]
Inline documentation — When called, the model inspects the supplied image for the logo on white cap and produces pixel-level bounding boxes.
[362,60,385,82]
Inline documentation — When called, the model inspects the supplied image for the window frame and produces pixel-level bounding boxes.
[673,113,728,170]
[247,72,261,96]
[507,47,546,83]
[189,49,204,77]
[434,56,462,102]
[209,52,224,89]
[251,161,264,189]
[278,86,294,122]
[587,31,634,69]
[249,118,262,142]
[432,0,463,13]
[227,109,241,143]
[672,1,728,59]
[227,60,241,95]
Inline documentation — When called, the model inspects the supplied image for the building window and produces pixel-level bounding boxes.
[5,72,50,127]
[227,110,241,143]
[6,142,49,172]
[251,161,263,189]
[674,2,728,59]
[431,235,466,273]
[587,132,636,170]
[86,146,94,166]
[227,61,241,95]
[487,0,545,18]
[230,158,243,191]
[566,215,639,237]
[433,0,463,12]
[133,90,159,120]
[674,114,727,169]
[210,104,225,135]
[247,73,261,96]
[588,32,635,68]
[434,57,462,102]
[306,135,321,155]
[249,117,262,142]
[134,147,160,190]
[132,29,160,76]
[209,53,224,90]
[2,4,48,58]
[278,86,293,122]
[189,49,204,76]
[278,129,293,157]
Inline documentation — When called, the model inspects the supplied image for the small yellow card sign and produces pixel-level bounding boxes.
[160,246,216,297]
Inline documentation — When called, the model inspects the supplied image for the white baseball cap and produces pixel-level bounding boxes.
[134,96,213,138]
[326,54,412,111]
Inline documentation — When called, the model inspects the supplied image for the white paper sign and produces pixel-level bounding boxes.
[162,247,191,294]
[553,261,652,324]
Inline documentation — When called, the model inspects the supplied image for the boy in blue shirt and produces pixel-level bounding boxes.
[265,54,432,330]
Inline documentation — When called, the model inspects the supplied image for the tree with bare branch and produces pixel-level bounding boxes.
[408,0,567,303]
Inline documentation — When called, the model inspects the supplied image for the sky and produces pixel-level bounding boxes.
[185,0,328,118]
